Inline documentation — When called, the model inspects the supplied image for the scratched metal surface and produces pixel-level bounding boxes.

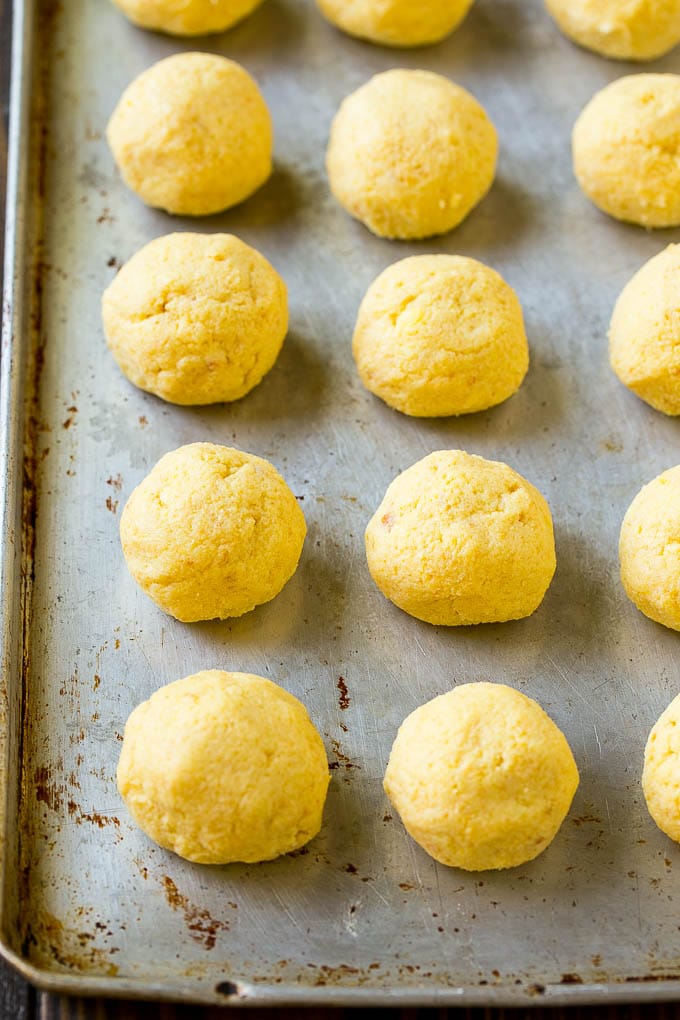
[2,0,680,1006]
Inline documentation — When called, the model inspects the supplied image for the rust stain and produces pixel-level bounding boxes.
[25,910,119,976]
[62,404,78,430]
[560,973,583,984]
[105,496,118,514]
[336,676,350,710]
[160,876,229,951]
[93,673,101,690]
[138,415,148,427]
[106,256,122,270]
[107,473,122,492]
[34,764,64,812]
[328,738,360,775]
[97,208,114,224]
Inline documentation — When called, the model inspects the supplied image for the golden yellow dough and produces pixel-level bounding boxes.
[384,683,579,871]
[315,0,474,47]
[609,245,680,415]
[353,255,529,417]
[326,69,497,240]
[120,443,306,622]
[545,0,680,61]
[118,671,330,864]
[643,693,680,844]
[102,233,287,406]
[365,451,555,626]
[107,53,272,216]
[112,0,264,35]
[573,75,680,229]
[619,466,680,630]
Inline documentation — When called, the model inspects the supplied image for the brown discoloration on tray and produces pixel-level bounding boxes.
[160,876,229,951]
[336,675,350,710]
[24,910,120,976]
[105,495,118,514]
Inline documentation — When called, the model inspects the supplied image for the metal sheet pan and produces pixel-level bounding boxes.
[3,0,680,1005]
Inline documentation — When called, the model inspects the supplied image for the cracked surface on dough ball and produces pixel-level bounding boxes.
[118,670,330,864]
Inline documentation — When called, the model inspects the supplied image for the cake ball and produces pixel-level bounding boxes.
[545,0,680,61]
[120,443,306,622]
[620,466,680,631]
[107,53,272,216]
[384,683,579,870]
[315,0,474,47]
[609,245,680,415]
[118,671,330,864]
[365,451,556,626]
[112,0,265,35]
[353,255,529,417]
[102,233,287,405]
[573,75,680,228]
[326,69,497,240]
[643,693,680,844]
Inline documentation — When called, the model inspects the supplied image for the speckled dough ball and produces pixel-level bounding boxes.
[353,255,529,417]
[365,451,556,626]
[102,233,287,406]
[327,70,497,240]
[112,0,265,35]
[120,443,306,622]
[609,245,680,415]
[643,693,680,844]
[573,75,680,228]
[619,466,680,630]
[118,671,330,864]
[384,683,579,871]
[107,53,272,216]
[315,0,474,47]
[545,0,680,61]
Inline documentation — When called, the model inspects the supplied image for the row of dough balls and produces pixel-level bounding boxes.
[119,443,680,633]
[117,670,680,868]
[111,0,680,61]
[106,49,680,235]
[103,231,680,420]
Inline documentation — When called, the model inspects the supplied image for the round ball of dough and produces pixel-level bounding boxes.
[619,465,680,630]
[120,443,306,622]
[112,0,265,35]
[609,245,680,415]
[102,233,287,406]
[326,69,497,240]
[315,0,474,47]
[643,693,680,844]
[365,450,556,626]
[545,0,680,61]
[107,53,272,216]
[384,683,579,871]
[573,75,680,229]
[353,255,529,417]
[118,670,330,864]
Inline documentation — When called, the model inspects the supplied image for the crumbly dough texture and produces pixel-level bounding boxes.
[102,233,287,406]
[619,466,680,630]
[545,0,680,61]
[643,692,680,843]
[573,74,680,229]
[365,450,555,626]
[118,671,330,864]
[326,69,497,240]
[384,683,579,871]
[107,52,272,216]
[609,245,680,415]
[120,443,306,622]
[112,0,265,35]
[315,0,474,47]
[353,255,529,417]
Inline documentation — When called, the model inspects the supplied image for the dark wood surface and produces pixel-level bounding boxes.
[1,2,679,1018]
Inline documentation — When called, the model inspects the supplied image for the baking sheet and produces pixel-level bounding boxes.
[3,0,680,1005]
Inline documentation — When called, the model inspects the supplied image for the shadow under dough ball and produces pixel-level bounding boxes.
[107,52,272,216]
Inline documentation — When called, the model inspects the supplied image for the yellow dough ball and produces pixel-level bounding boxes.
[545,0,680,61]
[112,0,265,35]
[326,69,497,240]
[609,245,680,415]
[315,0,474,47]
[619,466,680,630]
[107,53,272,216]
[643,693,680,844]
[102,233,287,406]
[118,671,330,864]
[365,451,556,626]
[120,443,306,622]
[353,255,529,417]
[384,683,579,871]
[573,75,680,229]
